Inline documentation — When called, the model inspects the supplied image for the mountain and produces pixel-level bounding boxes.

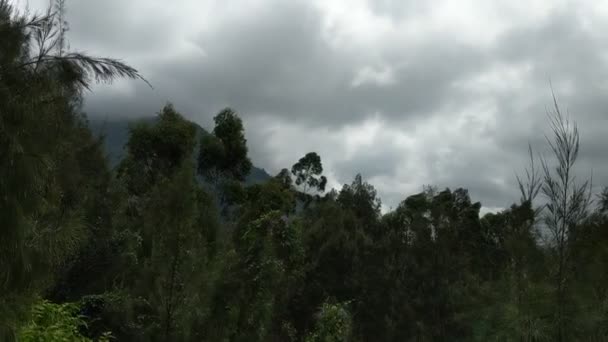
[88,117,272,185]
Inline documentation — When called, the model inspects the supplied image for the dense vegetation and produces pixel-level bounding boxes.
[2,2,608,341]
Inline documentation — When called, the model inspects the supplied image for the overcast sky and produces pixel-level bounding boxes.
[18,0,608,212]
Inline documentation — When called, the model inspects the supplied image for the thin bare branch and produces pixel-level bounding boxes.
[516,143,542,204]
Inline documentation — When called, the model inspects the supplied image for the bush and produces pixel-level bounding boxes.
[18,300,112,342]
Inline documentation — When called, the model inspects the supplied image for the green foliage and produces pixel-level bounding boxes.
[291,152,328,194]
[275,168,293,188]
[118,103,196,195]
[198,108,252,183]
[0,1,145,336]
[306,302,353,342]
[337,174,381,230]
[200,209,305,342]
[109,104,219,341]
[18,300,112,342]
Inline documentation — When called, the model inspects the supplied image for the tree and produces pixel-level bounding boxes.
[197,108,252,216]
[118,103,197,196]
[201,210,304,341]
[337,174,381,230]
[297,193,372,338]
[291,152,327,195]
[569,194,608,339]
[140,164,206,342]
[111,106,219,342]
[474,203,551,341]
[275,168,293,189]
[370,187,490,340]
[474,142,549,340]
[539,95,592,341]
[0,1,146,338]
[198,108,252,183]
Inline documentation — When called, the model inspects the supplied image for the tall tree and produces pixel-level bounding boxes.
[198,108,252,183]
[118,104,196,196]
[539,96,592,341]
[0,1,146,338]
[111,105,219,342]
[337,174,381,229]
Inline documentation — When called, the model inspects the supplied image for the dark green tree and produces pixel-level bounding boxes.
[291,152,327,195]
[201,209,304,342]
[337,174,381,230]
[107,105,219,342]
[569,194,608,339]
[0,1,146,338]
[198,108,252,183]
[117,103,196,196]
[275,168,293,189]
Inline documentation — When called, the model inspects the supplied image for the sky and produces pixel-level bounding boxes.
[17,0,608,212]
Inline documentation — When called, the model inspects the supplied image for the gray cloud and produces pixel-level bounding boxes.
[22,0,608,211]
[367,0,430,22]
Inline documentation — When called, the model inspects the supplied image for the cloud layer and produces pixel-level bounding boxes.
[19,0,608,211]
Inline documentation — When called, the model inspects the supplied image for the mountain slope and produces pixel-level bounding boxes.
[88,117,272,185]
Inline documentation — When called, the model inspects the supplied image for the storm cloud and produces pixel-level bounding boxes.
[18,0,608,211]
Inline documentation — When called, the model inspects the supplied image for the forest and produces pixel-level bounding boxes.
[1,1,608,341]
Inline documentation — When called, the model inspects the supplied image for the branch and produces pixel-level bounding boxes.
[18,53,152,89]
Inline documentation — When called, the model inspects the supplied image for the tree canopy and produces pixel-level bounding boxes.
[291,152,327,194]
